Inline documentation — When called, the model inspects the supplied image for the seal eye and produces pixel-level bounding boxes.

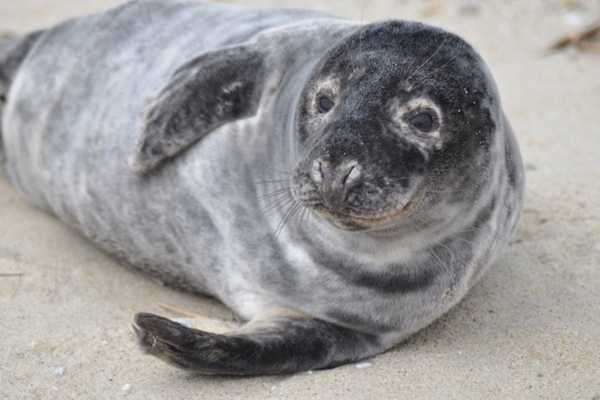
[408,111,436,132]
[318,95,335,114]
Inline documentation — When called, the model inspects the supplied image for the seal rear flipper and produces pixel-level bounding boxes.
[131,44,267,174]
[133,312,382,375]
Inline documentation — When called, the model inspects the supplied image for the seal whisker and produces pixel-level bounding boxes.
[408,49,463,87]
[253,178,290,185]
[299,205,311,227]
[264,193,296,214]
[260,186,292,198]
[273,201,302,238]
[291,201,307,228]
[263,198,294,216]
[300,129,333,162]
[434,242,457,276]
[261,196,294,214]
[424,247,449,276]
[257,181,283,193]
[256,187,291,200]
[290,201,306,225]
[262,193,295,216]
[298,207,307,226]
[404,38,448,83]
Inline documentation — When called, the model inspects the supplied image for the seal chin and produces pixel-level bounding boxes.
[310,200,414,232]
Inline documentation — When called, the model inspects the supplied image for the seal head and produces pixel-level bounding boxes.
[291,21,498,231]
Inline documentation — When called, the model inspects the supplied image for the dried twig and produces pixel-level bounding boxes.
[0,272,24,277]
[547,21,600,53]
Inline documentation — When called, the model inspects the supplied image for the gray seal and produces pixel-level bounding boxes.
[0,0,524,375]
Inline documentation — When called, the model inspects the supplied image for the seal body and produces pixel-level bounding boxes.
[0,0,524,375]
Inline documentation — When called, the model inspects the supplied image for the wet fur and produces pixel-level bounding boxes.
[0,0,524,375]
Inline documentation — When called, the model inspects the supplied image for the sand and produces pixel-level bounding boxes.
[1,1,599,399]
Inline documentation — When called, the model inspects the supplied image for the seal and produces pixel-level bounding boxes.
[0,1,524,375]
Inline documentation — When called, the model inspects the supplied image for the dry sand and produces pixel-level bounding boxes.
[1,1,599,399]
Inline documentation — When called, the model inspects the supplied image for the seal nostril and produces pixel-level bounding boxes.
[341,162,361,188]
[311,159,325,184]
[342,165,355,186]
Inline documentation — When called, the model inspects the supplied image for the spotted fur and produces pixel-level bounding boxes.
[0,0,524,375]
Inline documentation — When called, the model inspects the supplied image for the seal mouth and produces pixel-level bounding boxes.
[310,200,414,230]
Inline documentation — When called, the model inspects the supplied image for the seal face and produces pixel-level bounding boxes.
[292,22,497,231]
[0,2,524,376]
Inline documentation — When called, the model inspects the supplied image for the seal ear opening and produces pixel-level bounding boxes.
[131,45,266,174]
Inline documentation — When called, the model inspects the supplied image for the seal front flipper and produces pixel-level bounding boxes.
[133,312,381,375]
[131,44,267,174]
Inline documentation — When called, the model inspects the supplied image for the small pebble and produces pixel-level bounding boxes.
[355,362,372,369]
[53,367,65,377]
[121,384,131,392]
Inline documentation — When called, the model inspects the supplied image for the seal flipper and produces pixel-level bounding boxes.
[133,312,381,375]
[131,44,267,174]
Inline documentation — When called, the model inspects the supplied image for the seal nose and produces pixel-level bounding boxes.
[311,158,362,206]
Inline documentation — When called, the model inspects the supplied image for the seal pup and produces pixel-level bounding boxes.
[0,1,524,375]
